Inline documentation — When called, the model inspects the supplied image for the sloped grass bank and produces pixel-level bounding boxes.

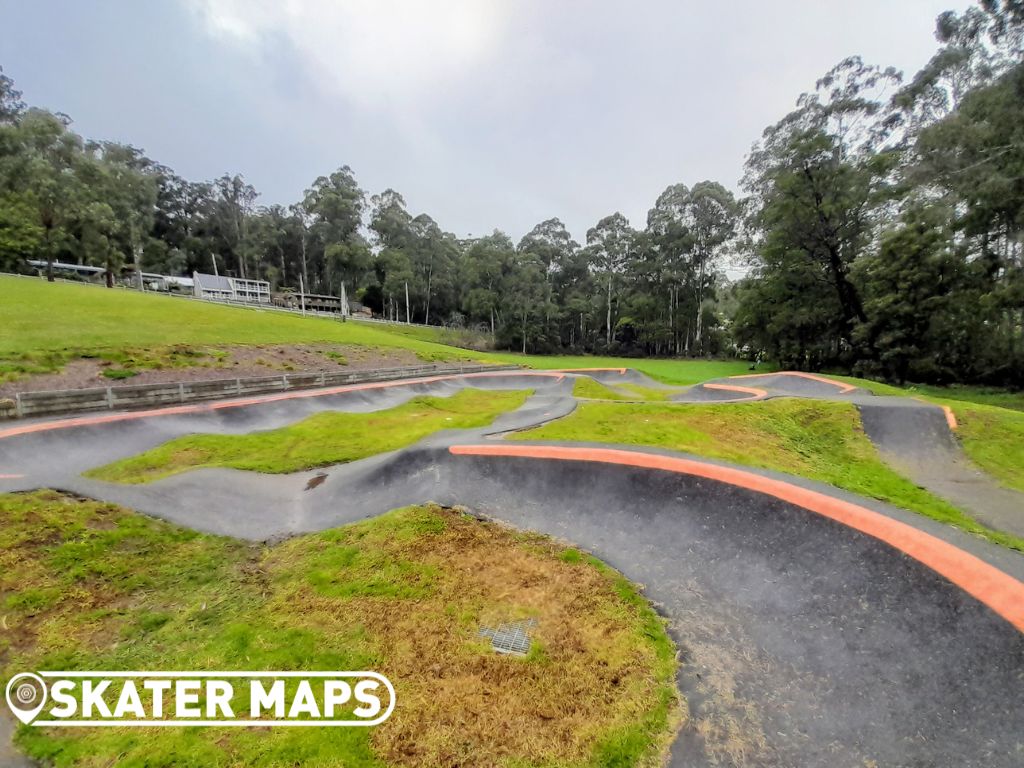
[1,492,679,767]
[513,399,1024,552]
[86,389,530,484]
[572,378,675,401]
[0,277,475,382]
[953,402,1024,494]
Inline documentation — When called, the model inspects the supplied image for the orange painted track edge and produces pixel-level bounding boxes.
[552,367,627,374]
[449,444,1024,633]
[943,405,958,430]
[731,371,859,393]
[702,382,768,400]
[0,370,566,441]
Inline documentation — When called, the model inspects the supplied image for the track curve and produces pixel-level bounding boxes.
[1,369,1023,766]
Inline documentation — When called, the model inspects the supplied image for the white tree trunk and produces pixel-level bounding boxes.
[606,274,613,345]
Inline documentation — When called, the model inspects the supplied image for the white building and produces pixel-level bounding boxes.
[192,272,270,304]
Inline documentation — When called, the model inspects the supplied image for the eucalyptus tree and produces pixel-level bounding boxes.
[302,166,368,294]
[462,231,516,336]
[213,173,257,279]
[518,218,579,339]
[0,65,25,122]
[95,142,158,288]
[11,109,86,281]
[646,184,691,352]
[586,212,635,346]
[742,58,902,361]
[504,249,547,353]
[685,182,738,353]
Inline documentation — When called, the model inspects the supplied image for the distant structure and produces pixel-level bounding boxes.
[271,291,342,313]
[192,272,270,304]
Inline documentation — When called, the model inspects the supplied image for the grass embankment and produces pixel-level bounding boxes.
[0,277,475,382]
[513,398,1024,552]
[86,390,530,484]
[2,277,762,386]
[1,491,679,767]
[572,378,674,401]
[954,402,1024,493]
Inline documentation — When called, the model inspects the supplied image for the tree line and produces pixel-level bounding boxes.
[736,1,1024,385]
[1,1,1022,384]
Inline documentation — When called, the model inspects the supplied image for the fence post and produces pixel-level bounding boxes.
[179,382,185,403]
[106,387,114,410]
[15,393,23,418]
[282,374,288,390]
[236,378,242,396]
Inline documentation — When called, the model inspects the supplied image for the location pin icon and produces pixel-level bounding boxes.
[5,673,47,725]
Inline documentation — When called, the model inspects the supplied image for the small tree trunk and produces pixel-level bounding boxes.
[606,274,613,345]
[405,281,411,324]
[45,224,54,282]
[522,305,528,354]
[425,265,433,325]
[133,242,144,291]
[300,232,309,294]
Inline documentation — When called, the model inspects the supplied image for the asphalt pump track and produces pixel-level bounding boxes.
[1,369,1022,767]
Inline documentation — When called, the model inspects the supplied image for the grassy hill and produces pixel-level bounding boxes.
[0,277,475,366]
[0,276,754,385]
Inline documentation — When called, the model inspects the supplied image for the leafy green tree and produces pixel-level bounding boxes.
[0,65,25,123]
[303,166,367,293]
[586,213,635,346]
[0,191,41,269]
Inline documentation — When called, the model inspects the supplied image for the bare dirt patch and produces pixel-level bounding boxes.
[0,344,424,398]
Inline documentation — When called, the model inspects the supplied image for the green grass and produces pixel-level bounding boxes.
[953,402,1024,493]
[513,398,1024,552]
[86,389,530,484]
[0,277,478,380]
[1,491,679,768]
[2,277,762,387]
[572,378,674,401]
[841,374,1024,410]
[830,374,1024,411]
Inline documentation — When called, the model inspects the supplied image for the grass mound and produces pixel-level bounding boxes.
[0,277,475,382]
[513,398,1024,552]
[572,378,673,401]
[86,389,531,484]
[954,401,1024,493]
[1,277,754,387]
[1,491,680,767]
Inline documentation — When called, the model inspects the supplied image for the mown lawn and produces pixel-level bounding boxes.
[357,322,759,384]
[0,492,679,767]
[87,389,530,484]
[513,398,1024,552]
[953,402,1024,494]
[572,378,675,401]
[0,277,477,381]
[0,277,754,387]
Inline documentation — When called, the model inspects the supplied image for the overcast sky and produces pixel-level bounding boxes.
[1,0,957,244]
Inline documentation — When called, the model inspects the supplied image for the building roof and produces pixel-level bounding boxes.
[193,272,234,293]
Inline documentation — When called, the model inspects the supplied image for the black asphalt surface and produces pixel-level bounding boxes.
[1,370,1022,767]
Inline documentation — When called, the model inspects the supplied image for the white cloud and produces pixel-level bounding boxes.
[186,0,521,109]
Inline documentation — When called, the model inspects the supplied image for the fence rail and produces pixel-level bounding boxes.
[0,363,519,421]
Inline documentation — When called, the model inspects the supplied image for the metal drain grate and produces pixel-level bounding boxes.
[479,618,537,655]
